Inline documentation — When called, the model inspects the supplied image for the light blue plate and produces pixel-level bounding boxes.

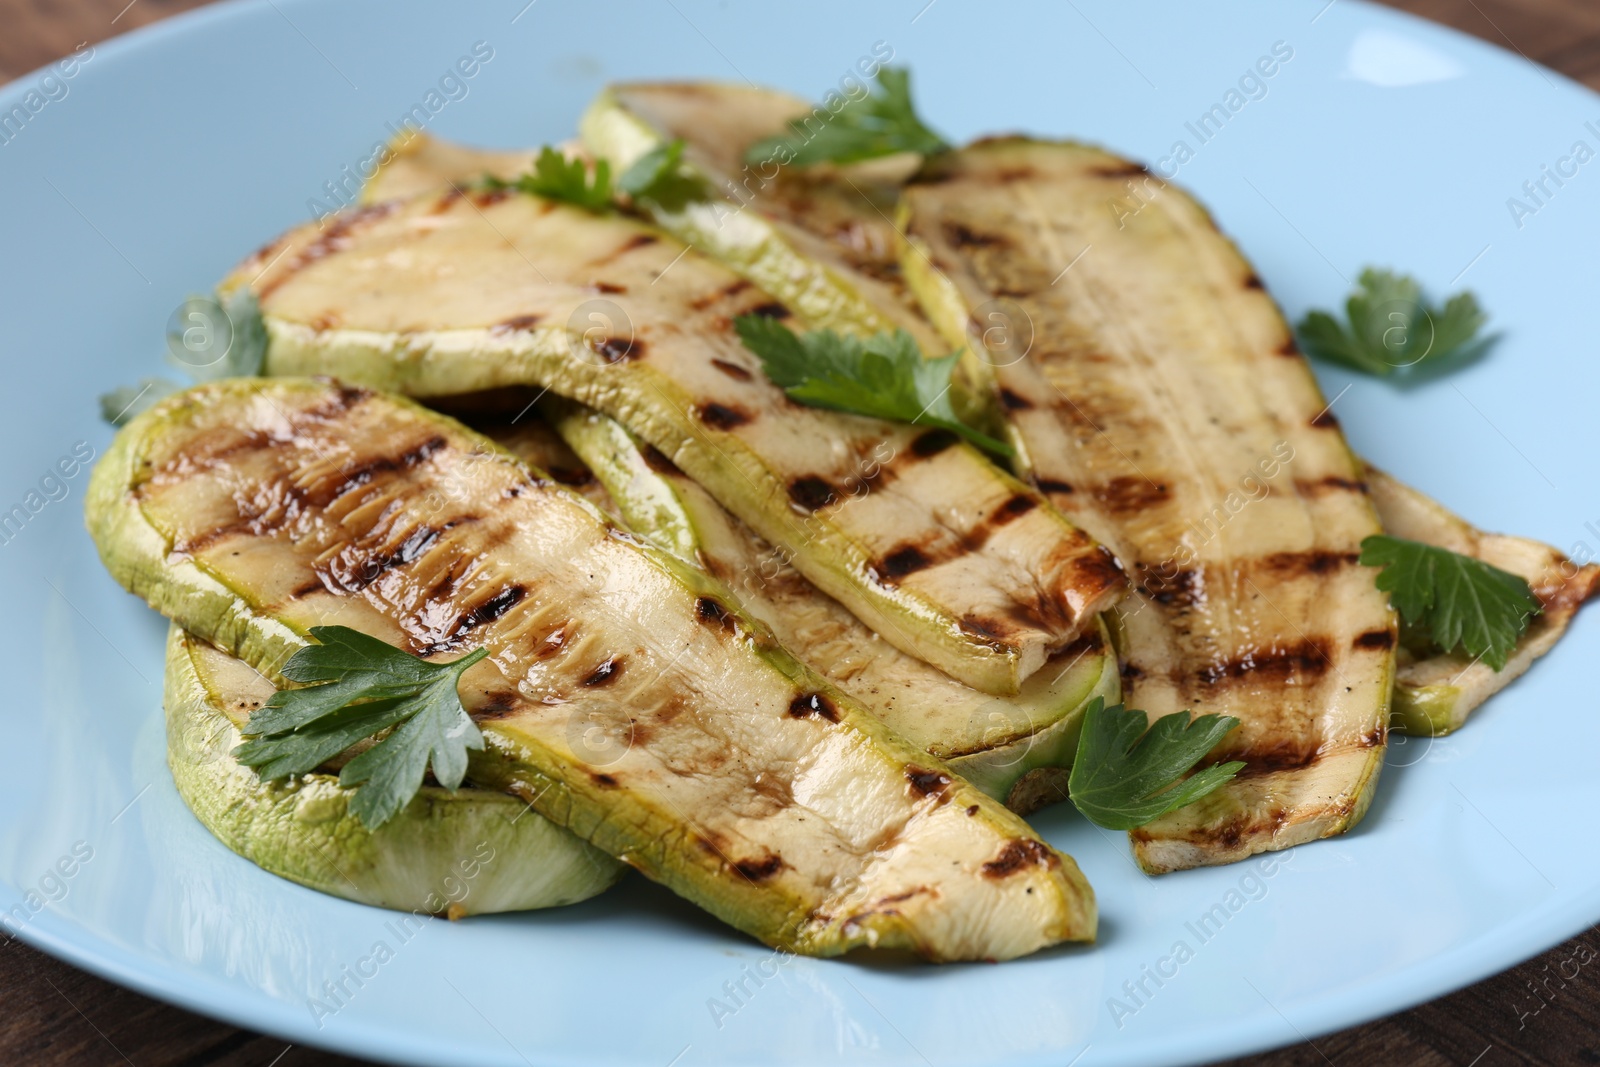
[1,1,1594,1064]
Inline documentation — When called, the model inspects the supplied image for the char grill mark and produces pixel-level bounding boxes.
[640,443,679,474]
[470,186,514,209]
[547,465,594,487]
[710,358,753,381]
[257,201,401,298]
[733,853,786,882]
[412,582,528,657]
[590,336,643,363]
[787,692,840,723]
[981,838,1058,879]
[311,435,448,508]
[992,494,1038,524]
[1230,738,1323,777]
[1353,629,1396,650]
[1092,162,1150,179]
[582,656,623,687]
[877,544,934,582]
[1138,564,1202,608]
[695,402,752,431]
[1195,638,1333,686]
[1093,476,1171,516]
[906,766,953,799]
[1300,475,1369,495]
[689,279,753,311]
[910,429,958,457]
[1259,549,1359,577]
[958,614,1014,652]
[787,476,837,512]
[999,388,1033,411]
[944,221,1007,248]
[491,313,542,334]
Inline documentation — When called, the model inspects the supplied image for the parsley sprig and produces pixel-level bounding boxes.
[1360,535,1540,671]
[744,67,947,168]
[734,316,1012,456]
[233,626,489,829]
[486,139,693,214]
[486,146,614,212]
[1297,268,1492,379]
[1067,698,1245,830]
[617,138,697,207]
[99,289,268,426]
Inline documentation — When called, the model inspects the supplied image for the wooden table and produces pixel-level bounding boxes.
[3,2,1597,1064]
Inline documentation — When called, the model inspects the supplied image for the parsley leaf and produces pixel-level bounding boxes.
[1359,535,1540,671]
[233,626,488,828]
[617,138,698,209]
[100,289,269,426]
[1067,698,1245,831]
[744,67,948,168]
[99,378,182,427]
[1296,268,1493,379]
[182,289,268,382]
[734,316,1012,456]
[491,146,614,213]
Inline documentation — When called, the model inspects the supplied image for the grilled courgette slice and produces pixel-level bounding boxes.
[541,396,1119,811]
[219,189,1123,697]
[166,624,621,913]
[362,129,540,205]
[580,83,940,352]
[1366,465,1600,735]
[88,378,1096,961]
[900,140,1396,874]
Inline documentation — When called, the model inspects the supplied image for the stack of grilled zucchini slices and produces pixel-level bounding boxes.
[86,80,1597,961]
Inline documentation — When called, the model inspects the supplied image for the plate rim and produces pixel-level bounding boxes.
[3,1,1597,1064]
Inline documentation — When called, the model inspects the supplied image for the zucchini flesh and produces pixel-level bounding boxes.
[166,625,621,914]
[541,396,1119,811]
[88,378,1096,960]
[362,130,540,205]
[220,188,1124,696]
[900,141,1395,874]
[1366,466,1600,735]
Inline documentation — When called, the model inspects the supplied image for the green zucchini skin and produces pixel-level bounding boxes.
[541,395,1119,812]
[166,625,622,914]
[88,378,1096,961]
[219,189,1124,698]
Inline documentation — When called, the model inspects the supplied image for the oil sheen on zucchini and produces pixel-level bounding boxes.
[219,189,1124,698]
[166,624,621,914]
[87,378,1096,961]
[900,140,1396,874]
[541,396,1119,812]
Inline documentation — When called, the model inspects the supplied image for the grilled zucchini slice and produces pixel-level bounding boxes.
[1366,465,1600,735]
[541,396,1119,811]
[580,83,940,352]
[87,378,1096,960]
[900,140,1396,874]
[362,130,540,205]
[220,188,1123,697]
[166,624,621,913]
